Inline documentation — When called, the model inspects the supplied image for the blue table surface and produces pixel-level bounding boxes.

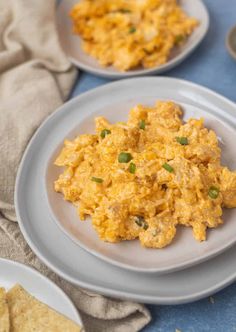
[70,0,236,331]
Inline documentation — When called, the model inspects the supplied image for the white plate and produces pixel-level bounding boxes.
[56,0,209,79]
[15,78,236,303]
[41,77,236,274]
[0,258,82,326]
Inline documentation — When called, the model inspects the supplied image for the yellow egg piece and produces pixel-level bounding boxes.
[70,0,198,71]
[54,101,236,248]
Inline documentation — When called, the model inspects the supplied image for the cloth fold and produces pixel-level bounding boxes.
[0,1,151,331]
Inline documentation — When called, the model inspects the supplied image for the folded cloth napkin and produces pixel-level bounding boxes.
[0,1,151,331]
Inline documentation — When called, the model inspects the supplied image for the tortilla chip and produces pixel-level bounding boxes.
[7,284,81,332]
[0,287,10,332]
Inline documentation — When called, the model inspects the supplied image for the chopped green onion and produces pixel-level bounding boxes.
[162,163,174,173]
[139,120,146,130]
[100,129,111,139]
[175,35,184,43]
[91,177,103,183]
[129,162,136,174]
[134,216,148,230]
[143,223,149,230]
[143,48,151,54]
[118,152,133,163]
[129,26,136,34]
[134,216,143,227]
[176,136,189,145]
[208,186,219,199]
[120,8,131,13]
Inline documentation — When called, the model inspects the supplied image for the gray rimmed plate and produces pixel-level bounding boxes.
[56,0,209,79]
[34,78,236,273]
[15,77,236,303]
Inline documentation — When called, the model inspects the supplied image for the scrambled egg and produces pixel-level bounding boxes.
[70,0,198,71]
[54,101,236,248]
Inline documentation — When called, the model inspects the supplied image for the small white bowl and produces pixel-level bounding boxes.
[226,25,236,61]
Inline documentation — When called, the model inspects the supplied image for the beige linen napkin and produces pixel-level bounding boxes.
[0,1,151,331]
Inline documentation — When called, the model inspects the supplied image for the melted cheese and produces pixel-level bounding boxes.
[54,101,236,248]
[70,0,198,71]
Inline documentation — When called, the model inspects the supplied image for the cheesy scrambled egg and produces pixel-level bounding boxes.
[70,0,198,71]
[54,101,236,248]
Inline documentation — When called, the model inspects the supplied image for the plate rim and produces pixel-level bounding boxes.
[15,77,236,304]
[0,257,83,326]
[57,0,209,78]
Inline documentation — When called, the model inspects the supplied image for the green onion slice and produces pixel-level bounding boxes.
[134,216,148,230]
[129,162,136,174]
[120,8,131,13]
[118,152,133,163]
[134,216,143,227]
[175,35,184,43]
[139,120,146,130]
[143,223,149,230]
[162,163,174,173]
[91,177,103,183]
[208,186,219,199]
[100,129,111,139]
[176,136,189,145]
[143,48,151,54]
[129,26,136,34]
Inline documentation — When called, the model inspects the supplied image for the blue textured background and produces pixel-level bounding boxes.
[70,0,236,331]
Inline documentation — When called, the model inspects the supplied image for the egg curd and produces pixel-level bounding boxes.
[54,101,236,248]
[70,0,198,71]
